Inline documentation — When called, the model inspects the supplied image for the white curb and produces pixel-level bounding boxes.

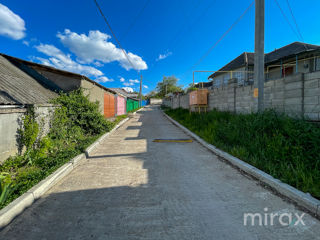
[0,115,131,229]
[163,112,320,217]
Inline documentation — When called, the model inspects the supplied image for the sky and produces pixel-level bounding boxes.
[0,0,320,94]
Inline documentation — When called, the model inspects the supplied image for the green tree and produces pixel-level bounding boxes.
[155,76,183,97]
[185,83,198,93]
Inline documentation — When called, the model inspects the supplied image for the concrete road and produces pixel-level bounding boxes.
[1,106,320,239]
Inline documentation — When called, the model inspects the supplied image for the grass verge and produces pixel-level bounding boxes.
[164,107,320,199]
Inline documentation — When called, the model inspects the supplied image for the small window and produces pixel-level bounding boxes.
[223,74,230,85]
[213,78,221,88]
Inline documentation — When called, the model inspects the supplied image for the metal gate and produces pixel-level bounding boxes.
[104,92,115,118]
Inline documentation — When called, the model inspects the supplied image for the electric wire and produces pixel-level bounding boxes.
[121,0,151,41]
[182,0,254,77]
[285,0,305,43]
[93,0,138,72]
[273,0,302,41]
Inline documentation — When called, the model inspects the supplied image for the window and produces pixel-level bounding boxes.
[223,73,230,85]
[233,71,245,85]
[213,77,221,88]
[247,66,254,83]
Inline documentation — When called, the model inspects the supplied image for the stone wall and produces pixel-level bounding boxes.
[163,71,320,121]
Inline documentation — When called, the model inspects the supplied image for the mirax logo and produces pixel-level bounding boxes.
[244,208,305,226]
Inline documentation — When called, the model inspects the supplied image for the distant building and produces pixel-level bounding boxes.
[208,42,320,87]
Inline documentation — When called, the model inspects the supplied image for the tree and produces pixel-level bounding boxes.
[155,76,183,98]
[185,83,198,93]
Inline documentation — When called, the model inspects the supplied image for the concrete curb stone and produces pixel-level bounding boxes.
[0,193,34,228]
[163,111,320,217]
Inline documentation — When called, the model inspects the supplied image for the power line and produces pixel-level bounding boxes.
[121,0,151,41]
[183,0,254,76]
[150,0,205,71]
[166,0,205,51]
[285,0,304,42]
[93,0,138,72]
[171,0,217,51]
[273,0,300,41]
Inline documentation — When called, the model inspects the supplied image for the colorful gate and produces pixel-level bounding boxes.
[116,95,126,116]
[104,92,115,118]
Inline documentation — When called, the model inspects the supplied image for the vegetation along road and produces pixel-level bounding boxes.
[1,105,320,239]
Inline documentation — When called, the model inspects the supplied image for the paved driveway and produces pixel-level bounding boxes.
[1,105,320,239]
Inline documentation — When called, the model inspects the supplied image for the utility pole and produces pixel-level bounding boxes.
[254,0,265,112]
[139,74,142,107]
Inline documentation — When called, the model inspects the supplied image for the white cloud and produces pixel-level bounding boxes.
[57,29,147,71]
[22,40,29,46]
[119,77,125,82]
[156,51,172,61]
[123,82,134,86]
[129,79,139,84]
[93,61,103,67]
[143,85,148,89]
[95,76,113,83]
[34,43,103,77]
[0,3,26,40]
[122,87,134,93]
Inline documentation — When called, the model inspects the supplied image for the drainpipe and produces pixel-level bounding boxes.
[280,59,283,77]
[296,55,298,73]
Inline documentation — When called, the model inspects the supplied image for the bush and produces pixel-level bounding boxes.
[165,108,320,199]
[51,89,112,135]
[0,89,118,209]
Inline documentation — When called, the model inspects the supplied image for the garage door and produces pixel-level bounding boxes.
[116,96,126,116]
[104,92,115,118]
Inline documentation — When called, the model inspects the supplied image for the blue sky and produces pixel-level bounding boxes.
[0,0,319,94]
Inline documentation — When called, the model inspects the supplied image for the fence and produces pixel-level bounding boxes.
[163,71,320,121]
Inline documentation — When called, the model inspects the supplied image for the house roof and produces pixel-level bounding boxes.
[0,53,117,95]
[109,88,139,100]
[208,52,254,79]
[265,42,320,63]
[208,42,320,79]
[0,55,58,105]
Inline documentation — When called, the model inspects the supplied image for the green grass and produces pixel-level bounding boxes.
[165,108,320,199]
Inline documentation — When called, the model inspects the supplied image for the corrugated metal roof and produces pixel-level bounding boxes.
[110,88,139,99]
[0,56,58,105]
